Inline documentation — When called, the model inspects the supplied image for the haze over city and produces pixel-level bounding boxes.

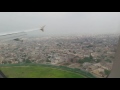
[0,12,120,78]
[0,12,120,36]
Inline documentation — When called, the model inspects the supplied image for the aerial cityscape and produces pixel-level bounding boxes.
[0,12,120,78]
[0,34,118,77]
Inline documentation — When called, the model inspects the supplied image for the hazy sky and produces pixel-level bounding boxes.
[0,12,120,36]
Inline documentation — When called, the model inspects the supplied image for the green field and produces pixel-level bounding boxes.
[0,66,86,78]
[0,64,93,78]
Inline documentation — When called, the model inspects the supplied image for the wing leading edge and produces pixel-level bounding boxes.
[0,25,45,36]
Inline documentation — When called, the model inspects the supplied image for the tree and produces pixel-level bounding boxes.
[105,59,112,63]
[73,51,76,54]
[25,59,31,63]
[90,54,93,60]
[48,56,51,58]
[78,59,84,63]
[87,45,93,48]
[104,69,111,75]
[95,59,101,63]
[78,55,94,64]
[8,61,12,64]
[46,59,51,62]
[2,61,7,64]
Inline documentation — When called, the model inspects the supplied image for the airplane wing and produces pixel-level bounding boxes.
[0,28,40,36]
[40,25,46,32]
[0,25,46,36]
[0,25,45,42]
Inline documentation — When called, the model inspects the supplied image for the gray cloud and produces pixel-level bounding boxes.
[0,12,120,36]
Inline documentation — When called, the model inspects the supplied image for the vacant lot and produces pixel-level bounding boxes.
[0,66,86,78]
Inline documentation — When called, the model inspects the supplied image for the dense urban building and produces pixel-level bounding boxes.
[0,34,119,77]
